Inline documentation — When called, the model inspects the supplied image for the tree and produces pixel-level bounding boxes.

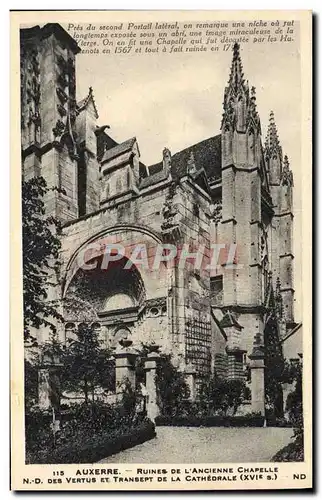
[24,357,38,411]
[272,359,304,462]
[61,323,114,403]
[285,360,303,439]
[264,316,286,418]
[156,354,190,417]
[22,176,63,342]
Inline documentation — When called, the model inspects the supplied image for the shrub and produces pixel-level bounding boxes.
[25,407,55,454]
[271,359,304,461]
[272,435,304,462]
[25,391,153,464]
[155,414,265,427]
[24,358,39,412]
[27,419,156,464]
[199,376,246,416]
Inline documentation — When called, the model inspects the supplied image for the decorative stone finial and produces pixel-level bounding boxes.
[281,154,294,186]
[187,150,197,175]
[162,147,171,171]
[249,332,265,359]
[264,111,282,160]
[143,342,160,354]
[228,42,245,93]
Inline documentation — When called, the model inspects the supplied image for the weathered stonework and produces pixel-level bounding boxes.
[21,25,301,412]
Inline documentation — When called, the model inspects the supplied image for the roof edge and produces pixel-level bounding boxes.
[20,23,81,54]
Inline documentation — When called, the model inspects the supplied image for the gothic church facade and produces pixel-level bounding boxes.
[21,23,301,414]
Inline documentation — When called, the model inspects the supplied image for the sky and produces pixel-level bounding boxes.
[72,25,302,320]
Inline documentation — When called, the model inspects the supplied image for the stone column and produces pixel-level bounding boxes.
[184,362,197,401]
[38,355,62,411]
[38,367,51,410]
[114,339,137,401]
[144,350,160,422]
[248,339,265,416]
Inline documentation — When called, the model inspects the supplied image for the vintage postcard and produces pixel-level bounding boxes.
[10,10,312,491]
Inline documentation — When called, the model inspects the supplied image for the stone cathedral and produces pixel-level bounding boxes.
[21,23,301,414]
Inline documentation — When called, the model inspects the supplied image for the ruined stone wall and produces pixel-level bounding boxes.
[60,184,172,350]
[170,180,212,374]
[60,175,217,371]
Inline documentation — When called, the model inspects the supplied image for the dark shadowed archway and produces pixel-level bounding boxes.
[64,254,146,315]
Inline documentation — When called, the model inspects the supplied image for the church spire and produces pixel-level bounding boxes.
[222,43,248,115]
[221,43,260,133]
[228,42,247,94]
[264,111,284,185]
[264,111,282,161]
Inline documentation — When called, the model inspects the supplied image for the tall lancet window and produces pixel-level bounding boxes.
[223,125,232,158]
[248,128,256,163]
[236,95,246,131]
[261,229,270,302]
[104,181,110,201]
[271,155,280,182]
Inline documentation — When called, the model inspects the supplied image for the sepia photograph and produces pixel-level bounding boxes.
[11,10,312,490]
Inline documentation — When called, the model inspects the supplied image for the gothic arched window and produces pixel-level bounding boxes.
[223,125,232,158]
[248,128,256,162]
[116,176,122,193]
[271,154,282,184]
[104,181,110,200]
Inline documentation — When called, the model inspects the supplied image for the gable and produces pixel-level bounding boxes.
[144,134,222,188]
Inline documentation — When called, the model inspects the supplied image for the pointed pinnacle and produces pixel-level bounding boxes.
[227,42,246,93]
[250,86,257,109]
[281,154,293,186]
[266,110,281,149]
[188,150,195,162]
[187,150,196,173]
[284,155,290,169]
